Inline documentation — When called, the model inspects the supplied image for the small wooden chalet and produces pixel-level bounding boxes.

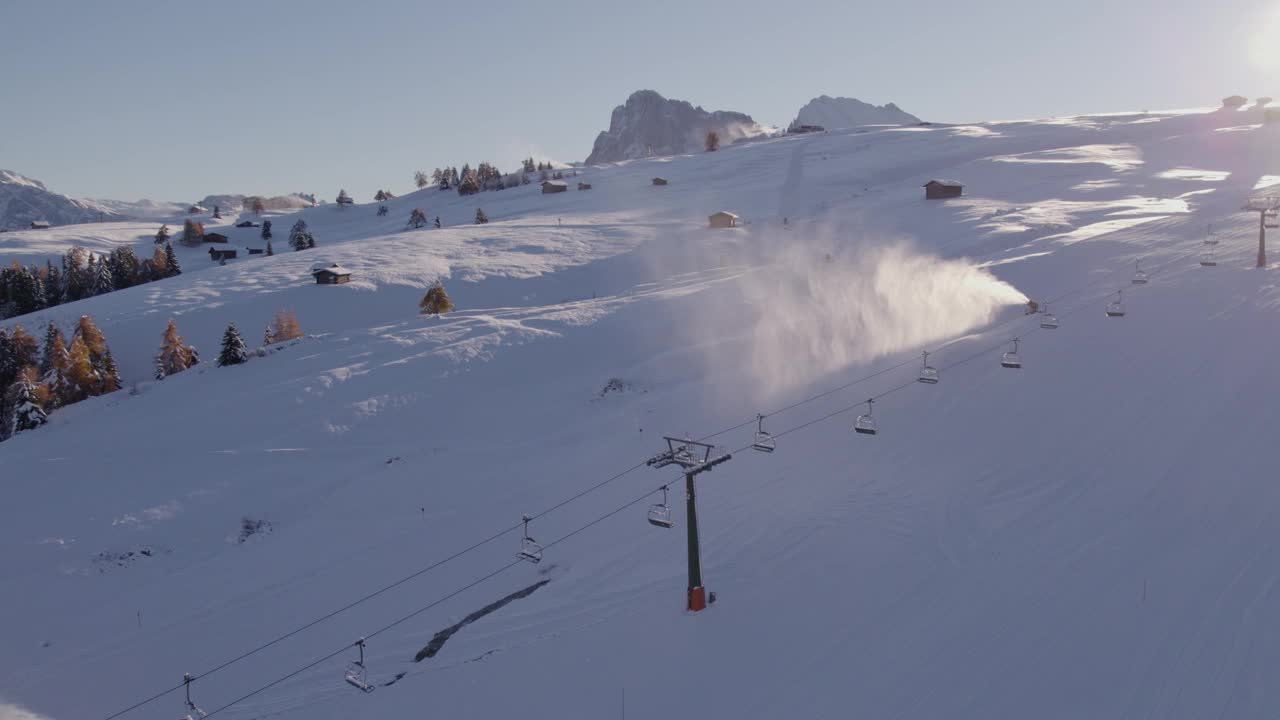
[204,232,230,244]
[247,248,264,255]
[235,220,259,228]
[708,211,739,229]
[542,180,568,194]
[208,248,237,261]
[923,179,963,200]
[29,220,50,230]
[652,177,668,186]
[578,182,592,190]
[312,264,352,285]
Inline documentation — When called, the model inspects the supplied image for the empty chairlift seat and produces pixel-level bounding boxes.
[1001,338,1023,369]
[517,514,543,563]
[647,486,674,529]
[752,413,776,452]
[854,399,878,435]
[1132,259,1148,285]
[918,351,940,384]
[1105,291,1126,317]
[343,639,375,693]
[1040,304,1059,329]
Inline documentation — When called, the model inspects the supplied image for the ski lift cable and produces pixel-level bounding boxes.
[102,241,1207,720]
[198,480,682,720]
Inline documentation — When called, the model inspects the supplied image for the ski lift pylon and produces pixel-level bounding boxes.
[854,399,878,435]
[344,638,375,694]
[918,351,940,384]
[517,514,543,564]
[1001,338,1023,369]
[1106,290,1126,317]
[647,485,674,528]
[752,413,776,453]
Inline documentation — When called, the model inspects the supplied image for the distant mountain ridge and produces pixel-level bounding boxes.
[0,169,122,229]
[791,95,920,130]
[586,90,763,164]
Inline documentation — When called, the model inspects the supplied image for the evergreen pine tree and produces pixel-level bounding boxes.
[261,220,273,241]
[8,368,48,434]
[434,216,441,228]
[42,261,61,308]
[266,241,274,256]
[155,224,171,245]
[212,205,222,219]
[217,323,248,367]
[165,242,181,276]
[91,256,114,296]
[474,208,488,224]
[99,348,120,394]
[378,204,389,217]
[40,327,70,409]
[408,208,428,228]
[416,171,430,189]
[336,189,353,207]
[109,246,139,289]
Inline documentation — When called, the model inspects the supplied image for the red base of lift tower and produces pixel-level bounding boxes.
[688,586,707,612]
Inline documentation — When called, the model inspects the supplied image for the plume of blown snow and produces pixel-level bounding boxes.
[740,241,1027,398]
[0,701,54,720]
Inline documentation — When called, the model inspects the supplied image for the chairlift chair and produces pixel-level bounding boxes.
[1000,338,1023,369]
[343,638,375,694]
[1131,259,1148,285]
[752,414,776,453]
[179,673,208,720]
[647,485,674,529]
[854,399,878,435]
[1040,305,1059,329]
[1200,249,1218,266]
[517,514,543,564]
[917,351,940,384]
[1105,290,1126,317]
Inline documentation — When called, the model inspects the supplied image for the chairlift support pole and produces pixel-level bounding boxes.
[1243,197,1278,268]
[648,436,732,612]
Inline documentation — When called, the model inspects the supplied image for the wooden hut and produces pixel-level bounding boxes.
[923,179,963,200]
[208,248,237,261]
[204,232,230,244]
[541,180,568,194]
[652,177,668,186]
[312,264,352,285]
[708,211,739,229]
[29,220,50,230]
[578,182,592,191]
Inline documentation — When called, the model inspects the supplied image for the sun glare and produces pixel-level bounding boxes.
[1249,7,1280,71]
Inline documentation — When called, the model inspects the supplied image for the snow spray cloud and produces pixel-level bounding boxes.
[738,241,1027,399]
[0,701,53,720]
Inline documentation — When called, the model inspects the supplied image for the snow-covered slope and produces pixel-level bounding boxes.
[792,94,921,129]
[0,170,123,230]
[585,90,762,163]
[5,104,1280,720]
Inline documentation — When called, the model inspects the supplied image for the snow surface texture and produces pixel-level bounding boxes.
[791,94,921,129]
[4,104,1280,720]
[585,89,762,164]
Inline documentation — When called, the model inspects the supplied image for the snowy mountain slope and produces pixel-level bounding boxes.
[0,170,122,230]
[792,94,921,129]
[4,104,1280,720]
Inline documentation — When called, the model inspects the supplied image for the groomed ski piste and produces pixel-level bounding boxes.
[4,105,1280,719]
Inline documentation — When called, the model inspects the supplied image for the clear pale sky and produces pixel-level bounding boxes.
[2,0,1276,203]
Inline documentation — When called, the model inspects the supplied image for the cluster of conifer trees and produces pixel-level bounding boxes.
[0,243,181,321]
[0,316,121,440]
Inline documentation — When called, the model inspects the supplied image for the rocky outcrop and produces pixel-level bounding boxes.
[585,90,761,164]
[790,95,920,131]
